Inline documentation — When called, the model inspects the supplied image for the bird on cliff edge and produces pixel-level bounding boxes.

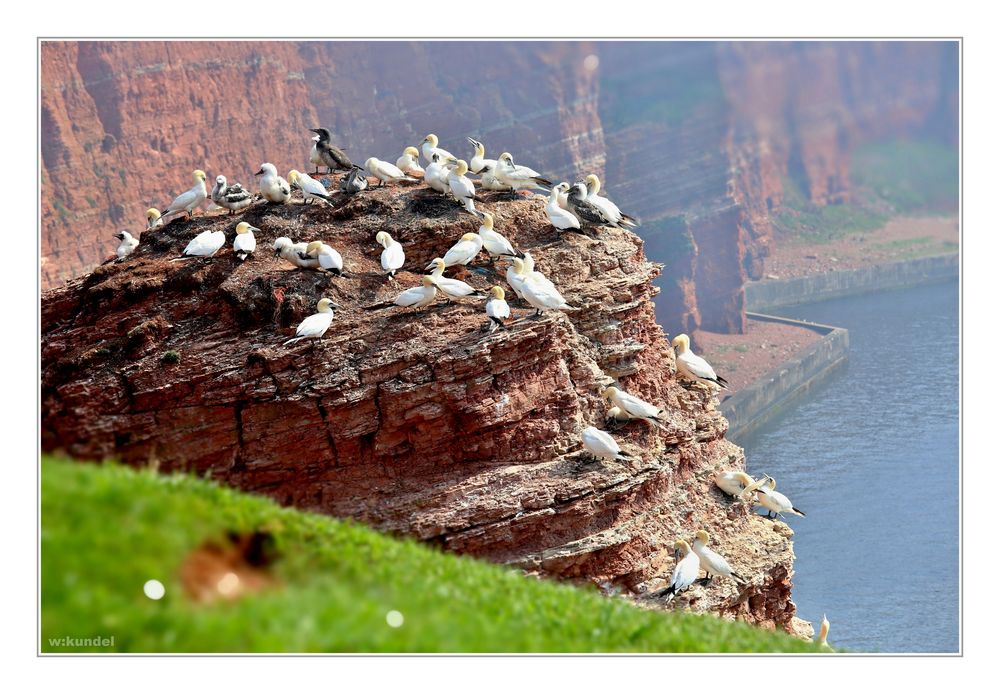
[365,157,419,187]
[425,258,484,301]
[310,128,354,174]
[273,237,315,269]
[255,163,291,204]
[715,471,767,501]
[113,230,139,261]
[300,240,345,276]
[546,183,582,232]
[446,160,481,215]
[395,147,425,177]
[691,530,746,585]
[420,133,454,165]
[484,286,510,331]
[146,208,163,231]
[232,221,258,261]
[583,174,639,230]
[160,170,208,222]
[753,476,806,519]
[434,233,483,270]
[363,275,439,311]
[493,152,552,196]
[171,228,226,260]
[601,386,668,430]
[466,137,508,191]
[581,426,632,462]
[477,212,523,262]
[376,231,405,279]
[284,298,338,346]
[211,175,255,215]
[424,153,455,196]
[654,539,701,603]
[672,334,729,390]
[288,170,333,205]
[512,258,574,318]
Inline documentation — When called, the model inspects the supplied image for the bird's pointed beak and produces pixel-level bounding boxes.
[250,226,261,233]
[254,169,264,176]
[424,262,436,271]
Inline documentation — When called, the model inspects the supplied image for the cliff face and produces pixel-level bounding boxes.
[41,185,805,634]
[41,40,958,334]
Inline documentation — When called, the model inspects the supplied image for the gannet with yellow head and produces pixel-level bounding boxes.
[391,275,438,309]
[232,222,259,261]
[478,212,522,261]
[395,147,424,176]
[485,286,510,331]
[691,530,746,584]
[420,133,454,165]
[365,157,418,187]
[376,231,405,278]
[284,298,337,346]
[658,539,701,603]
[601,385,666,429]
[581,426,632,462]
[754,476,806,519]
[584,174,638,229]
[446,159,479,214]
[672,333,729,390]
[288,170,332,205]
[301,240,345,276]
[424,257,484,299]
[493,152,552,194]
[715,470,767,500]
[145,208,163,231]
[160,169,208,221]
[436,232,483,268]
[512,257,572,317]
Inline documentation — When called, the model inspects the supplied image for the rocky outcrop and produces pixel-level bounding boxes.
[41,184,805,634]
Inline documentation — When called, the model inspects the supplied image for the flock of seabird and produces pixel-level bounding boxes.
[111,127,818,640]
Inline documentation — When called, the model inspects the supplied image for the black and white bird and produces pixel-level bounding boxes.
[446,159,479,214]
[211,175,255,215]
[584,174,638,230]
[566,182,609,227]
[160,170,208,221]
[672,334,729,390]
[546,183,582,232]
[113,230,139,260]
[288,170,332,205]
[340,165,368,195]
[310,128,354,174]
[656,540,701,603]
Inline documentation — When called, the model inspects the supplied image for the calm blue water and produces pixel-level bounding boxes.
[735,281,959,653]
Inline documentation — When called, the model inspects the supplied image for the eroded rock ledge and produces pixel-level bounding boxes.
[41,184,807,636]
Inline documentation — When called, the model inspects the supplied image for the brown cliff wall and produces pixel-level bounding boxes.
[41,186,804,633]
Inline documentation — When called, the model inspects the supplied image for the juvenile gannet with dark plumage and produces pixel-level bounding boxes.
[435,232,483,269]
[284,298,337,345]
[273,237,315,269]
[754,476,806,519]
[715,471,767,500]
[657,540,701,603]
[146,208,163,231]
[485,286,510,331]
[161,170,208,221]
[310,127,353,174]
[494,152,552,194]
[232,221,258,261]
[365,157,418,187]
[425,257,484,299]
[566,182,610,227]
[340,165,369,195]
[477,212,522,261]
[301,240,345,276]
[581,426,631,462]
[691,530,746,584]
[288,170,332,205]
[584,174,638,230]
[211,175,254,215]
[395,147,424,176]
[546,183,582,231]
[446,160,479,214]
[173,227,226,260]
[113,231,139,260]
[601,386,667,429]
[420,133,454,165]
[376,231,405,278]
[255,163,291,204]
[672,334,729,389]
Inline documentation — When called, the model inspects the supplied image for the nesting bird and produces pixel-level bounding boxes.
[546,183,582,232]
[301,240,345,276]
[446,159,479,214]
[601,385,668,429]
[391,276,439,309]
[493,152,552,194]
[437,232,483,269]
[691,530,746,584]
[232,222,258,261]
[467,137,507,191]
[485,286,510,331]
[395,147,425,176]
[581,426,631,462]
[310,127,353,174]
[672,334,729,389]
[754,476,806,519]
[255,163,291,204]
[146,208,163,231]
[284,298,337,346]
[288,170,332,205]
[211,175,255,215]
[420,133,454,165]
[273,237,313,269]
[340,165,369,195]
[477,212,522,261]
[113,231,139,260]
[425,257,483,300]
[173,228,226,260]
[365,157,418,187]
[715,471,766,500]
[160,169,208,221]
[376,231,405,278]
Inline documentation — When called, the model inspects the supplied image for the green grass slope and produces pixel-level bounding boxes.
[41,456,822,653]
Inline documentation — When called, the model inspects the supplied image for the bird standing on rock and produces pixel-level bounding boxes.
[232,222,258,261]
[601,386,668,430]
[424,153,454,195]
[255,163,290,204]
[376,231,405,279]
[477,212,522,261]
[546,183,582,232]
[173,228,226,260]
[211,175,255,215]
[436,233,483,269]
[584,174,638,230]
[160,170,208,222]
[484,286,510,331]
[113,231,139,260]
[300,240,345,276]
[581,426,631,462]
[657,540,701,603]
[284,298,337,346]
[310,127,354,174]
[420,133,454,165]
[672,334,729,389]
[446,160,480,215]
[425,257,484,300]
[288,170,332,205]
[493,152,552,195]
[365,157,418,187]
[396,147,425,176]
[753,476,805,519]
[691,530,746,584]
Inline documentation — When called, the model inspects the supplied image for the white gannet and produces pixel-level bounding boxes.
[365,157,418,187]
[435,232,483,269]
[113,231,139,260]
[817,614,833,651]
[376,231,405,278]
[393,275,438,309]
[395,147,425,176]
[420,133,454,165]
[301,240,345,276]
[672,334,729,389]
[466,137,497,175]
[288,170,332,205]
[173,228,226,260]
[546,183,582,231]
[160,170,208,221]
[485,286,510,331]
[340,165,369,195]
[284,298,337,346]
[514,258,573,317]
[505,257,528,300]
[494,152,552,194]
[425,257,484,300]
[273,237,314,269]
[424,153,454,195]
[566,182,611,227]
[255,163,291,204]
[691,530,746,584]
[754,476,806,519]
[446,160,479,214]
[715,471,767,500]
[585,174,638,230]
[601,386,668,429]
[581,426,631,462]
[521,252,557,292]
[309,134,324,174]
[232,221,258,261]
[310,127,353,173]
[555,181,571,210]
[211,175,254,215]
[659,540,701,603]
[146,208,163,231]
[477,212,522,261]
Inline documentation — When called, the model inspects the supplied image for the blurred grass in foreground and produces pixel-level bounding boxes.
[41,456,823,653]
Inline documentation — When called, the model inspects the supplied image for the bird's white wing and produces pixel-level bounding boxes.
[234,234,256,254]
[443,239,478,266]
[184,230,224,256]
[486,298,510,320]
[166,186,198,214]
[295,311,334,338]
[395,285,435,307]
[319,246,344,271]
[524,279,568,308]
[449,175,476,199]
[671,552,700,592]
[617,391,660,419]
[586,427,621,455]
[482,230,516,256]
[382,244,404,271]
[590,195,623,222]
[435,276,477,297]
[680,351,719,380]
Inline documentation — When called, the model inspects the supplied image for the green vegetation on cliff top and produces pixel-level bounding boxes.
[41,456,823,653]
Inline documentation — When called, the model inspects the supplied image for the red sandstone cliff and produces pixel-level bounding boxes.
[41,185,807,635]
